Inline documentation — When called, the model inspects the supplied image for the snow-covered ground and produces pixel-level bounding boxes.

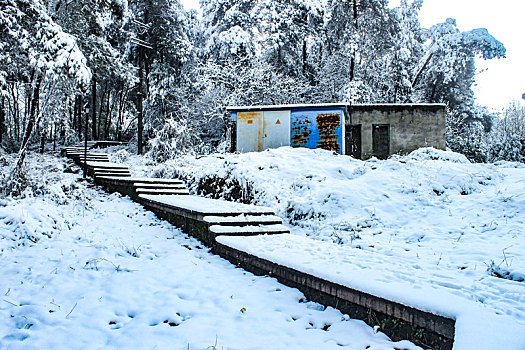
[0,152,419,349]
[119,146,525,348]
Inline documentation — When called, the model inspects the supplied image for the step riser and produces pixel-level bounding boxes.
[206,221,283,227]
[135,192,189,196]
[215,230,289,236]
[133,184,185,188]
[95,174,131,178]
[134,187,187,191]
[92,169,130,173]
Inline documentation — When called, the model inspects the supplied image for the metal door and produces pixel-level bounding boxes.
[291,109,344,154]
[263,110,290,150]
[372,124,389,159]
[349,124,362,159]
[237,112,263,152]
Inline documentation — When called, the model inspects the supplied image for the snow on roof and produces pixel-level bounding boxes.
[226,103,350,111]
[226,103,446,111]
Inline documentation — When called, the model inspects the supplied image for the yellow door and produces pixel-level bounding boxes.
[237,112,263,152]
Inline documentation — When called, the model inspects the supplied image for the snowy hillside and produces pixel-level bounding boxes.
[0,153,421,349]
[125,147,525,327]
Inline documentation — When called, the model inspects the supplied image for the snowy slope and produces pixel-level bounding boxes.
[124,146,525,345]
[0,153,419,350]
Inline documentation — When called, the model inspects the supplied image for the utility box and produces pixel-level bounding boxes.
[227,103,446,159]
[228,104,348,154]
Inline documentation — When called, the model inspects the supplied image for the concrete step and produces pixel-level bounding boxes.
[209,224,290,236]
[78,159,111,164]
[74,156,110,161]
[95,169,131,174]
[204,215,283,226]
[86,161,126,168]
[73,153,109,156]
[75,157,110,162]
[133,183,187,189]
[94,172,131,178]
[69,152,108,156]
[92,166,130,172]
[112,178,184,185]
[138,195,275,217]
[95,171,132,176]
[134,188,189,195]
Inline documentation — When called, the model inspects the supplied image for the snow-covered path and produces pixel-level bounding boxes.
[0,154,418,350]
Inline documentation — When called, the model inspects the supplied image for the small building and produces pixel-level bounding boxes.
[227,103,446,159]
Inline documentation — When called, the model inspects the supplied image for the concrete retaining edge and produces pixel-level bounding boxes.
[213,241,455,350]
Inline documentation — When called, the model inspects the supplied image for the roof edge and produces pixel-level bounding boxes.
[226,103,446,112]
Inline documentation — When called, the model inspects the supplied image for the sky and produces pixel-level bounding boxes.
[180,0,524,111]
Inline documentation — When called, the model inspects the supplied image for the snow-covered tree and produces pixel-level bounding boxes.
[200,0,256,60]
[488,102,525,162]
[409,18,505,157]
[323,0,399,103]
[50,0,132,140]
[0,0,90,172]
[254,0,325,83]
[411,19,505,115]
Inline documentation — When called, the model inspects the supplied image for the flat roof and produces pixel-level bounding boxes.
[227,103,350,112]
[227,103,446,112]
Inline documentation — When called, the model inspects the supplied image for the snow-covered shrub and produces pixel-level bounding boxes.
[147,117,201,163]
[487,102,525,163]
[407,147,470,164]
[487,260,525,282]
[446,115,489,163]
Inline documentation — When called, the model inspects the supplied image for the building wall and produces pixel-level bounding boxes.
[347,105,446,159]
[290,108,345,154]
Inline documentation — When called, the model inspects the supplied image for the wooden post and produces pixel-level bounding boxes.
[91,76,97,141]
[83,94,88,179]
[137,45,144,155]
[53,122,57,151]
[0,96,5,146]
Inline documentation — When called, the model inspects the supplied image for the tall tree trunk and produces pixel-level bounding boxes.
[21,75,41,148]
[76,95,83,139]
[0,96,5,146]
[97,80,107,139]
[91,76,97,140]
[116,88,123,141]
[353,0,359,29]
[105,90,113,140]
[137,46,144,155]
[302,40,307,76]
[411,53,433,89]
[40,127,46,154]
[349,53,355,82]
[9,83,20,142]
[14,73,42,174]
[53,123,57,151]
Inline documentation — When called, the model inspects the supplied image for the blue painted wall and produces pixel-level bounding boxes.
[290,108,345,154]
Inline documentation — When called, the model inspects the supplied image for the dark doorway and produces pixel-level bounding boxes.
[346,124,362,159]
[372,124,390,159]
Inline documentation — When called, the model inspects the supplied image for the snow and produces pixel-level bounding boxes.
[0,153,417,349]
[123,146,525,348]
[210,224,288,234]
[96,177,183,183]
[86,161,126,168]
[203,214,282,224]
[139,194,275,215]
[216,234,525,349]
[226,102,445,111]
